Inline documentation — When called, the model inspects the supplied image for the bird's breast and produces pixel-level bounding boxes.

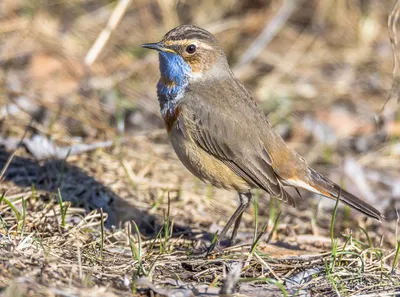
[167,109,250,192]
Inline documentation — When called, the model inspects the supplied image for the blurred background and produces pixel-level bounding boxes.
[1,0,399,245]
[2,1,400,295]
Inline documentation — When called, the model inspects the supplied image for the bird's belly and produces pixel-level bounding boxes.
[168,126,250,192]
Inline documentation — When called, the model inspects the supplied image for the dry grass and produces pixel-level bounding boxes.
[1,0,400,296]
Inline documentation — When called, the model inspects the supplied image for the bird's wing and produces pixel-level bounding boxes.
[180,77,383,220]
[180,96,295,207]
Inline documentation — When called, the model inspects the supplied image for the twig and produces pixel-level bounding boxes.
[85,0,133,65]
[234,0,301,70]
[378,0,400,126]
[77,245,83,279]
[254,253,282,282]
[100,208,105,261]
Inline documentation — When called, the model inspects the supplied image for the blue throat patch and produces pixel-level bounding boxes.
[157,52,191,115]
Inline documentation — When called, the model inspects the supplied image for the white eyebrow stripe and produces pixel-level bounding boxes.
[165,39,214,51]
[198,43,213,51]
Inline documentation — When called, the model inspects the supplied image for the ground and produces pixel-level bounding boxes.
[1,1,400,296]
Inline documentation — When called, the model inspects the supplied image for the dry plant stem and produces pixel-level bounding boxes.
[379,0,400,125]
[85,0,133,65]
[235,0,301,70]
[254,253,282,282]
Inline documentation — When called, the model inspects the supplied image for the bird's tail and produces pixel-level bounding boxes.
[308,169,384,221]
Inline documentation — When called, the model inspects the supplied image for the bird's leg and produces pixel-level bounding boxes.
[229,192,252,245]
[207,191,252,254]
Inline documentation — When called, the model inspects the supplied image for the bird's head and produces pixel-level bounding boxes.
[142,25,229,84]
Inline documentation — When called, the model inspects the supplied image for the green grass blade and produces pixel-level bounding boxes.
[57,188,65,227]
[132,220,143,259]
[266,211,281,244]
[392,241,400,273]
[359,226,373,248]
[253,190,259,243]
[249,221,268,256]
[0,193,22,221]
[330,188,341,247]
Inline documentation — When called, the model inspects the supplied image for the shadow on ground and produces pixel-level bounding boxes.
[0,146,163,235]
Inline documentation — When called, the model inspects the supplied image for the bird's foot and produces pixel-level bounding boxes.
[228,238,238,247]
[190,240,223,258]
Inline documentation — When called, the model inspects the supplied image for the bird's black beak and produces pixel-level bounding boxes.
[141,42,176,54]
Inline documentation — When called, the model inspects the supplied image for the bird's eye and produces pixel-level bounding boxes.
[185,44,196,54]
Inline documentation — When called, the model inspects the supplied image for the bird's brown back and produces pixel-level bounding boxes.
[186,74,308,176]
[175,73,307,205]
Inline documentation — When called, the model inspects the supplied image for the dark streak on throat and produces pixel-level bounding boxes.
[164,106,182,133]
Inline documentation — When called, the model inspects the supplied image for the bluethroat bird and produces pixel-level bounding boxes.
[142,25,384,253]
